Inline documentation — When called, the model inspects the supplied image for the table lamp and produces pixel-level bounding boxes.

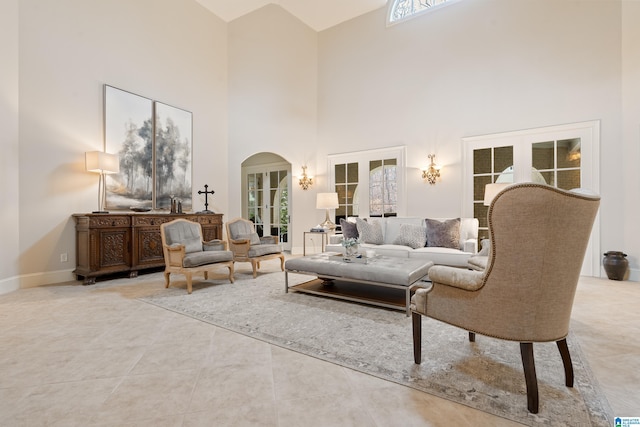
[316,192,339,230]
[484,183,511,206]
[86,151,120,213]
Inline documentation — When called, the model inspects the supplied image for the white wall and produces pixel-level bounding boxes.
[318,0,634,278]
[622,1,640,281]
[227,5,319,254]
[14,0,228,288]
[0,0,20,293]
[4,0,638,288]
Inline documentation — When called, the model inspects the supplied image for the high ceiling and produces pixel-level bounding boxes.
[194,0,388,31]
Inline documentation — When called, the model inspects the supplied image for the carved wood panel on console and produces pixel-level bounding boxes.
[73,213,223,284]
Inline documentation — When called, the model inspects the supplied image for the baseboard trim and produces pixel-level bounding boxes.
[0,276,20,295]
[599,266,638,282]
[19,269,76,289]
[0,269,77,295]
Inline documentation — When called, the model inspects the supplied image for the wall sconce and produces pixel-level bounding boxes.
[86,151,120,213]
[298,166,313,190]
[422,154,441,185]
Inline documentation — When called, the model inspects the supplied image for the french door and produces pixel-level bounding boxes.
[462,121,600,276]
[328,146,406,221]
[244,165,291,251]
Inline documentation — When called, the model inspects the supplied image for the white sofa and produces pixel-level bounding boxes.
[325,217,479,268]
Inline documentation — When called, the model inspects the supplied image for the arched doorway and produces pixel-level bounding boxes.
[241,153,291,251]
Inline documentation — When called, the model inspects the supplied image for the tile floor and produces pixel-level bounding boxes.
[0,262,637,426]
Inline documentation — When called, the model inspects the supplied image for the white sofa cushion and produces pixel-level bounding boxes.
[383,217,424,244]
[410,247,472,268]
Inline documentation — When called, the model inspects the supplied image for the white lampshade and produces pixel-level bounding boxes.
[484,183,511,206]
[316,192,339,209]
[85,151,119,174]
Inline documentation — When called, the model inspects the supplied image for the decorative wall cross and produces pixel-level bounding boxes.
[197,184,215,214]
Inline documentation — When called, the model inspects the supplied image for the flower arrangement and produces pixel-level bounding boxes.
[341,237,359,248]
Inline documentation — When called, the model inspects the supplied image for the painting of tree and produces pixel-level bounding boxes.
[104,85,192,211]
[154,102,192,210]
[104,86,153,210]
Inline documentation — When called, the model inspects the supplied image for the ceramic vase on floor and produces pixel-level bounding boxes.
[603,251,628,281]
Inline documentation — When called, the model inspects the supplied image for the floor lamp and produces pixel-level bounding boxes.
[316,192,339,230]
[86,151,120,214]
[484,183,512,206]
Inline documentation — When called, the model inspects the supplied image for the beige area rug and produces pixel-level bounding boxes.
[138,270,612,426]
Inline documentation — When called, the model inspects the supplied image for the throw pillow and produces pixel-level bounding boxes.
[340,218,359,239]
[356,218,383,245]
[393,224,427,249]
[426,218,461,249]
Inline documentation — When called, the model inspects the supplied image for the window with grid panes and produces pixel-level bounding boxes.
[334,162,359,225]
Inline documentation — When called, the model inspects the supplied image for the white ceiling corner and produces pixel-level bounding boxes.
[194,0,388,31]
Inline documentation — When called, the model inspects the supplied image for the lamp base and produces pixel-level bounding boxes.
[197,210,215,214]
[321,219,336,230]
[321,208,336,230]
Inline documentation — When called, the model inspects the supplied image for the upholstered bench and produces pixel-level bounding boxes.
[285,253,433,316]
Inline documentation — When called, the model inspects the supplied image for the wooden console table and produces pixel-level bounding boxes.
[73,212,223,284]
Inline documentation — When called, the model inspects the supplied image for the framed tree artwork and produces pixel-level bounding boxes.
[154,102,192,210]
[103,85,192,211]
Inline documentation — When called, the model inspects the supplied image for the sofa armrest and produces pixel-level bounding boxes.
[467,255,488,271]
[228,238,251,257]
[165,244,186,267]
[428,265,485,291]
[463,238,478,254]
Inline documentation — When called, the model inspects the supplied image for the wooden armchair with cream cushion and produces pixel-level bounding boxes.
[160,219,234,294]
[411,183,600,413]
[226,217,285,278]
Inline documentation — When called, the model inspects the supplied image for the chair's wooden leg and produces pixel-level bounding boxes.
[556,338,574,387]
[252,260,258,278]
[469,332,476,342]
[412,312,422,364]
[520,342,539,414]
[228,263,235,283]
[279,255,285,271]
[186,273,193,294]
[204,271,209,280]
[164,271,171,288]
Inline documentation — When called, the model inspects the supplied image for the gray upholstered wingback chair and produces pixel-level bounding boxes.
[160,219,234,294]
[411,183,600,414]
[226,217,285,278]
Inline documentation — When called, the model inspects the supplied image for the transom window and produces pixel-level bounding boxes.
[388,0,456,25]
